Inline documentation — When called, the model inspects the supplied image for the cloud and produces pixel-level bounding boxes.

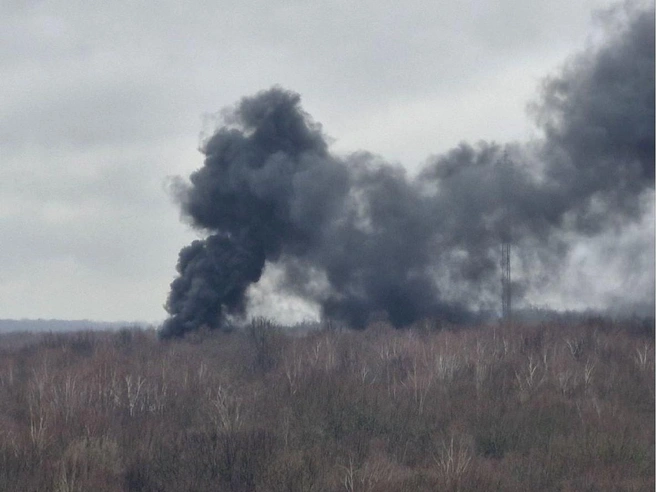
[1,0,646,324]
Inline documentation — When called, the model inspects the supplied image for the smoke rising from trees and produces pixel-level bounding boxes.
[161,2,654,337]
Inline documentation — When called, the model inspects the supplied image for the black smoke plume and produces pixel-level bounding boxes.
[161,2,654,337]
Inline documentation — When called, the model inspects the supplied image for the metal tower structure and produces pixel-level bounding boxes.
[500,149,512,324]
[501,241,511,323]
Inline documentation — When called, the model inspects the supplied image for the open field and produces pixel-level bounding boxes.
[0,318,653,491]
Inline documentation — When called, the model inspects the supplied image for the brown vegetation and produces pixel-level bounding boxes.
[0,318,653,491]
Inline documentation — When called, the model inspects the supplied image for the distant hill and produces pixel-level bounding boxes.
[0,319,151,333]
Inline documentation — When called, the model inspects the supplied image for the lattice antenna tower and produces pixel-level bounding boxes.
[500,150,512,324]
[501,241,511,323]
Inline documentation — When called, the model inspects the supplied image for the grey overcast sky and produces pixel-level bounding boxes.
[1,0,653,323]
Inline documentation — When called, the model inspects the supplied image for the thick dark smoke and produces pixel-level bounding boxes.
[161,2,654,337]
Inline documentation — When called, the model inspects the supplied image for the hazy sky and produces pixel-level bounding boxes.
[1,0,653,323]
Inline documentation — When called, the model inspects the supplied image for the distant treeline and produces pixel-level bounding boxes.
[0,319,150,333]
[1,308,653,336]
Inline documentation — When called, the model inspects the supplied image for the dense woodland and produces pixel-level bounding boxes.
[0,317,653,491]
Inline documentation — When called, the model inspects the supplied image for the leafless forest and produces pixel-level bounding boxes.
[0,318,653,491]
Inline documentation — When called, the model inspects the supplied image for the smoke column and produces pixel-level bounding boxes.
[161,2,654,337]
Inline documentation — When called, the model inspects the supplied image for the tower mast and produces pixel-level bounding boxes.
[501,241,511,323]
[500,150,512,324]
